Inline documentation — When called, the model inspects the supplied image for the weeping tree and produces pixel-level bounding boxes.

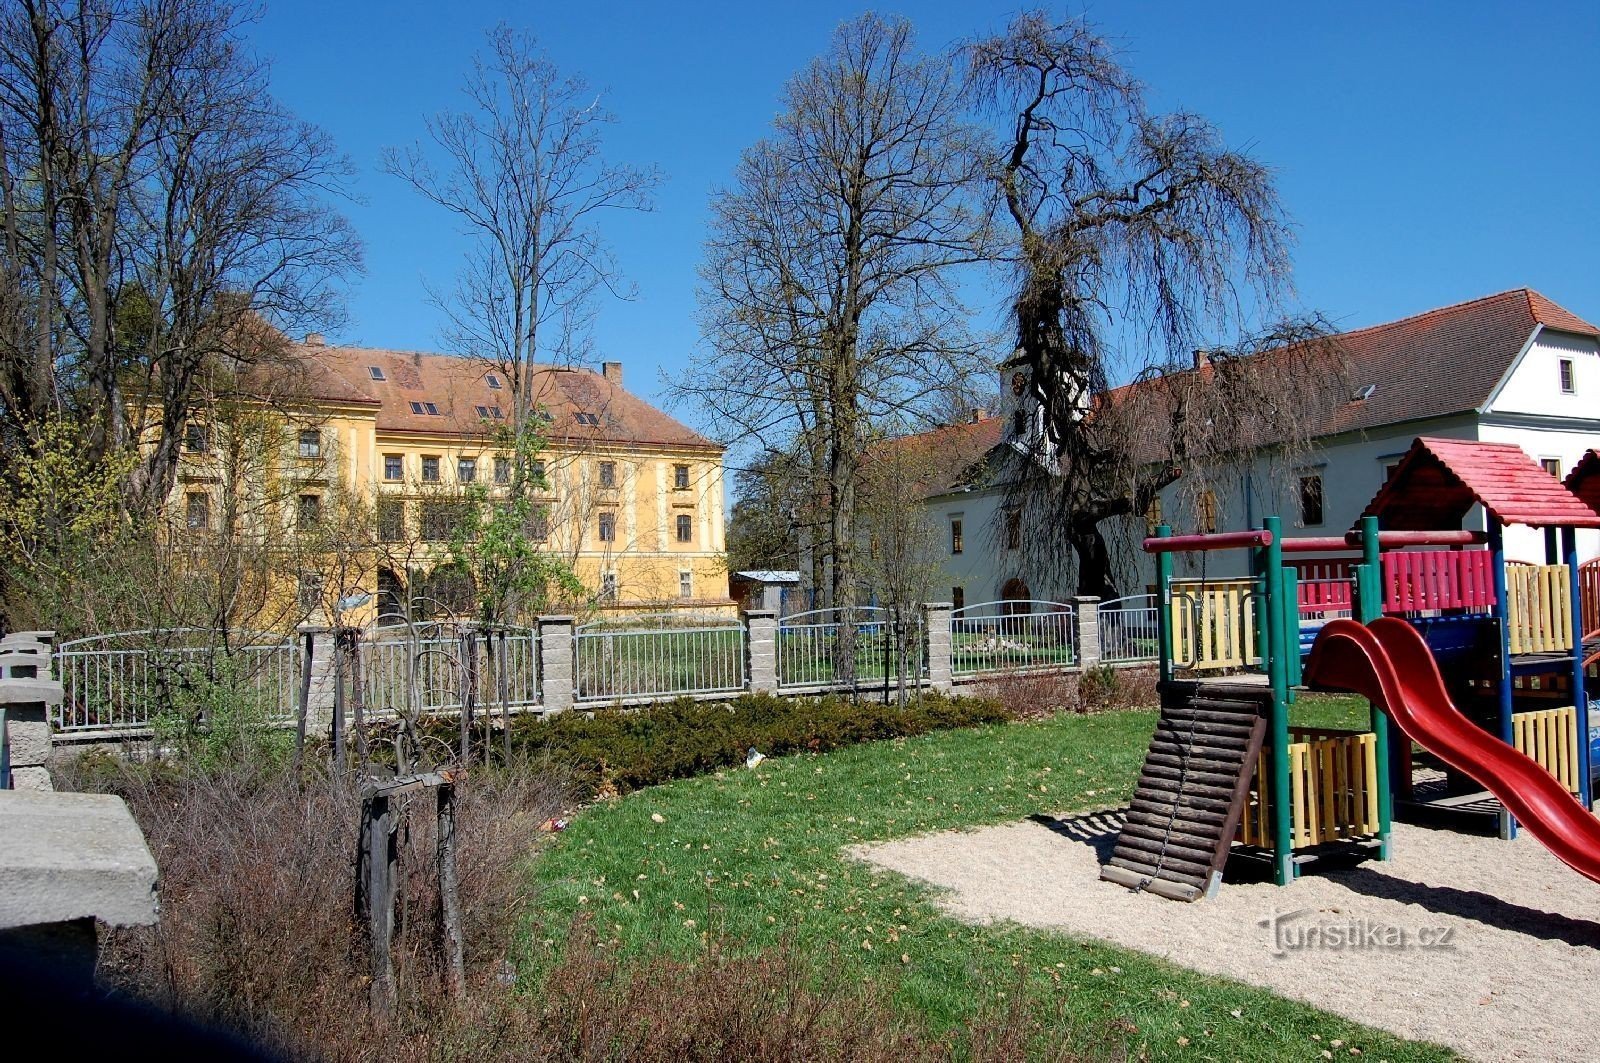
[681,13,990,620]
[965,12,1343,597]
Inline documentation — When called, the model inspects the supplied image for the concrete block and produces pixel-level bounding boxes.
[0,790,158,930]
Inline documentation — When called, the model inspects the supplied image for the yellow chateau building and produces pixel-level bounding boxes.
[171,335,732,626]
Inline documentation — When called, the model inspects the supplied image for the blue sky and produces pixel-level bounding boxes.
[247,1,1600,424]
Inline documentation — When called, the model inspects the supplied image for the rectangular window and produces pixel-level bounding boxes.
[490,406,502,419]
[950,518,964,555]
[185,492,209,531]
[532,460,546,486]
[676,514,693,543]
[599,461,616,488]
[425,402,439,416]
[420,501,466,542]
[599,570,619,602]
[1199,490,1218,534]
[184,422,210,454]
[1541,457,1563,478]
[1560,358,1575,394]
[297,571,323,612]
[1005,510,1021,551]
[1298,473,1325,527]
[679,569,693,600]
[384,454,403,480]
[952,586,965,611]
[297,493,322,530]
[486,373,502,390]
[377,498,405,543]
[458,457,476,483]
[298,428,321,458]
[528,508,549,543]
[410,401,425,415]
[1144,497,1163,535]
[475,405,490,419]
[421,456,440,482]
[598,511,616,543]
[494,457,510,485]
[673,463,690,490]
[574,411,600,426]
[368,365,386,381]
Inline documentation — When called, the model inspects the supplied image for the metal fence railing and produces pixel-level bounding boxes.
[776,607,925,689]
[1098,595,1161,664]
[53,629,300,733]
[950,600,1077,676]
[362,624,540,717]
[574,614,746,702]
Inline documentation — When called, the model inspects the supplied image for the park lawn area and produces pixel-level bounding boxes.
[526,697,1454,1061]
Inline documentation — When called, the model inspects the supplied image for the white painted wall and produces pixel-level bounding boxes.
[1486,329,1599,419]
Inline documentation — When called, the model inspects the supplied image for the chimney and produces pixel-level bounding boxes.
[304,332,325,347]
[1192,349,1210,371]
[602,361,623,388]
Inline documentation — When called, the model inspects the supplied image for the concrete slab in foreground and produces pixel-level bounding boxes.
[0,790,158,930]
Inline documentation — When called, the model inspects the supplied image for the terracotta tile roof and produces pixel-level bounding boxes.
[876,415,1008,497]
[291,343,718,451]
[1106,288,1596,443]
[1362,437,1600,529]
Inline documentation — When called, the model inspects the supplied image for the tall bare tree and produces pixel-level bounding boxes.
[966,11,1340,596]
[681,13,989,616]
[383,24,658,444]
[0,0,360,510]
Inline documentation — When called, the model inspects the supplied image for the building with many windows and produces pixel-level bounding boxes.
[168,334,731,626]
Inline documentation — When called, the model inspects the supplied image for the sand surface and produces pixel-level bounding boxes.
[852,814,1600,1062]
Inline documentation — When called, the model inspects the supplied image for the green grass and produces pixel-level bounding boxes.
[527,703,1455,1061]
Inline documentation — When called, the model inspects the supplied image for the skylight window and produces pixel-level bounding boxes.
[410,401,425,414]
[490,406,502,419]
[410,401,441,416]
[368,366,386,381]
[1351,384,1376,401]
[486,373,502,390]
[575,412,600,426]
[475,405,490,418]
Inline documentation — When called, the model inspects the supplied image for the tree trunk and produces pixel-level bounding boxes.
[1069,520,1121,600]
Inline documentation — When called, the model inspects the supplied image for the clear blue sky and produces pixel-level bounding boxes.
[246,1,1600,424]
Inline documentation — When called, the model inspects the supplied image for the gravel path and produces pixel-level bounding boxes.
[851,814,1600,1062]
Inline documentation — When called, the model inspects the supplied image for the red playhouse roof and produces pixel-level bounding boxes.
[1563,449,1600,518]
[1361,437,1600,530]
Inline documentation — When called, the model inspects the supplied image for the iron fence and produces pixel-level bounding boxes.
[575,614,746,701]
[949,600,1077,676]
[53,629,300,732]
[1098,595,1161,664]
[776,607,924,689]
[362,624,540,717]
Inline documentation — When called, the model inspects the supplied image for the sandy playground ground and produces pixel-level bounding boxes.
[852,814,1600,1062]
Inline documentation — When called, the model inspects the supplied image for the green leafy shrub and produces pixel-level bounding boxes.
[418,692,1007,795]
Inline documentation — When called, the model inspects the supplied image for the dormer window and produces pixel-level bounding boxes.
[486,373,502,390]
[368,366,386,381]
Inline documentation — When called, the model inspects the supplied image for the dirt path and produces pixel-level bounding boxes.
[851,814,1600,1062]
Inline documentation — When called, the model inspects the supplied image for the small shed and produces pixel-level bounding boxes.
[729,570,802,615]
[1361,437,1600,531]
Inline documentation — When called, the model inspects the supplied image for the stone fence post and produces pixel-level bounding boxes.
[1,640,61,792]
[297,625,336,735]
[1074,596,1101,669]
[745,610,778,694]
[537,616,575,715]
[922,602,953,693]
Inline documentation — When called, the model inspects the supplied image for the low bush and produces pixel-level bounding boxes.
[462,691,1009,796]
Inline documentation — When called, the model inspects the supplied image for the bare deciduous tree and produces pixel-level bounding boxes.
[680,13,989,620]
[383,24,659,445]
[966,11,1341,596]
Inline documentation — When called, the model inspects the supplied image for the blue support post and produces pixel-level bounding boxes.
[1489,522,1517,840]
[1563,527,1592,808]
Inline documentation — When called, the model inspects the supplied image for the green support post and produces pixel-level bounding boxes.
[1282,563,1301,694]
[1156,524,1174,685]
[1357,515,1392,859]
[1263,516,1294,884]
[1489,522,1517,840]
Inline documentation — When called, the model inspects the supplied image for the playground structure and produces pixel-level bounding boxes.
[1103,436,1600,900]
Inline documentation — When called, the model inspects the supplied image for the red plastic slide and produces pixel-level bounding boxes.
[1305,617,1600,885]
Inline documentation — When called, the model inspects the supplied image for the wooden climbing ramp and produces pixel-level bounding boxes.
[1100,681,1269,901]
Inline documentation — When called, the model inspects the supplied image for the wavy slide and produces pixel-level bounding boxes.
[1305,617,1600,885]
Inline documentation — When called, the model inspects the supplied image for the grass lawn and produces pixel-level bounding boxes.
[527,696,1456,1061]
